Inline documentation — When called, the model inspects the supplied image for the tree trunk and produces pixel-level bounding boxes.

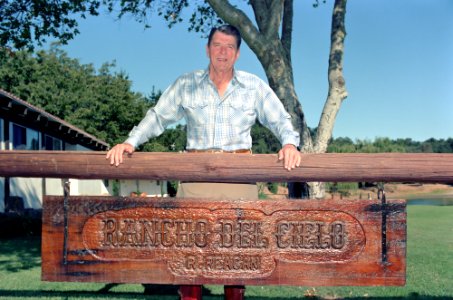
[314,0,348,154]
[308,0,348,198]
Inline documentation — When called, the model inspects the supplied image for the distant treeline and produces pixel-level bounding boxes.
[249,124,453,154]
[326,136,453,153]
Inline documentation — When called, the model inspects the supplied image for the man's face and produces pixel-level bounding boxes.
[206,31,240,73]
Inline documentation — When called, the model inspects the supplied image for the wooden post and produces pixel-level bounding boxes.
[224,286,245,300]
[179,285,202,300]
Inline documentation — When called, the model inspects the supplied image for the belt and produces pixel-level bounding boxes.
[186,149,252,154]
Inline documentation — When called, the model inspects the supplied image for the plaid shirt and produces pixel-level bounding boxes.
[125,69,300,151]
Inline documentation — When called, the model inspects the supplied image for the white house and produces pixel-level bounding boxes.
[0,89,167,214]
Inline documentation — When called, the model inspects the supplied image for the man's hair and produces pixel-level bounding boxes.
[208,24,242,49]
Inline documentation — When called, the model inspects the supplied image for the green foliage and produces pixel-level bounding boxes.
[111,180,120,196]
[328,136,453,153]
[267,182,279,194]
[0,45,150,146]
[0,0,222,50]
[251,123,281,154]
[0,0,101,50]
[139,125,187,152]
[326,182,358,197]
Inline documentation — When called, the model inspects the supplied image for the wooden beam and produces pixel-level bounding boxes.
[1,150,453,183]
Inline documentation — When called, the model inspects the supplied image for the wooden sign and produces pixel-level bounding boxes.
[42,196,406,286]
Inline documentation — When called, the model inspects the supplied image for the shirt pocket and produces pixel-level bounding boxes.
[228,97,256,126]
[182,97,210,125]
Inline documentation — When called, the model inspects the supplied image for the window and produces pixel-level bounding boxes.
[12,124,39,150]
[27,128,39,150]
[12,124,26,150]
[43,135,62,150]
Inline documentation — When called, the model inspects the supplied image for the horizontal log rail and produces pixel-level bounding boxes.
[1,150,453,183]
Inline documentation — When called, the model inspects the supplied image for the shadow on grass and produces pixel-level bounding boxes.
[1,238,451,300]
[0,289,452,300]
[0,289,172,299]
[0,236,41,272]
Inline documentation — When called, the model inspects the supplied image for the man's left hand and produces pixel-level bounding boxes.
[278,144,301,171]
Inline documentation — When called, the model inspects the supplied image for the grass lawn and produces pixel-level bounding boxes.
[0,205,452,300]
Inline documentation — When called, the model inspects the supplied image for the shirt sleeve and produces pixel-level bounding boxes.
[255,81,300,148]
[125,78,185,148]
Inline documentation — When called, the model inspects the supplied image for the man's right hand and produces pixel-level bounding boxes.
[106,143,135,166]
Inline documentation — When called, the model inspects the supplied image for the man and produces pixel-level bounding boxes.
[106,24,300,299]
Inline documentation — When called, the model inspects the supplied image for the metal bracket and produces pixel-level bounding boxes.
[62,179,70,265]
[378,185,388,264]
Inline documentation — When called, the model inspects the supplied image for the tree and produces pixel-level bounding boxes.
[251,123,281,154]
[0,0,348,198]
[0,45,150,146]
[0,0,100,50]
[326,136,453,154]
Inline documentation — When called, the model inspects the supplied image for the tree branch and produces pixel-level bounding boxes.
[264,0,284,40]
[206,0,266,56]
[281,0,293,74]
[249,0,283,40]
[315,0,348,153]
[249,0,268,33]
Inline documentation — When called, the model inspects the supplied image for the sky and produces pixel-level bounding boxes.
[40,0,453,142]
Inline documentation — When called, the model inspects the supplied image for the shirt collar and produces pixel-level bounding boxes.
[199,68,245,88]
[199,68,210,84]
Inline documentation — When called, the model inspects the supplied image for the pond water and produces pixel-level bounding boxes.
[406,197,453,206]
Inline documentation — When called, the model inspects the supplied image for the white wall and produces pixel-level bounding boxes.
[71,179,110,196]
[10,177,43,209]
[115,179,168,197]
[45,178,109,196]
[45,178,65,196]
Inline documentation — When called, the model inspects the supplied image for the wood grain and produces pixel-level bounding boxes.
[1,150,453,182]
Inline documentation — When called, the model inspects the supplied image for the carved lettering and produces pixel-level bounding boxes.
[275,221,347,249]
[140,219,159,246]
[100,218,347,250]
[183,254,261,272]
[331,222,346,249]
[215,219,269,249]
[84,207,365,269]
[100,218,209,248]
[102,218,118,247]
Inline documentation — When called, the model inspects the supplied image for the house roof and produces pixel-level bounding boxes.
[0,88,109,151]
